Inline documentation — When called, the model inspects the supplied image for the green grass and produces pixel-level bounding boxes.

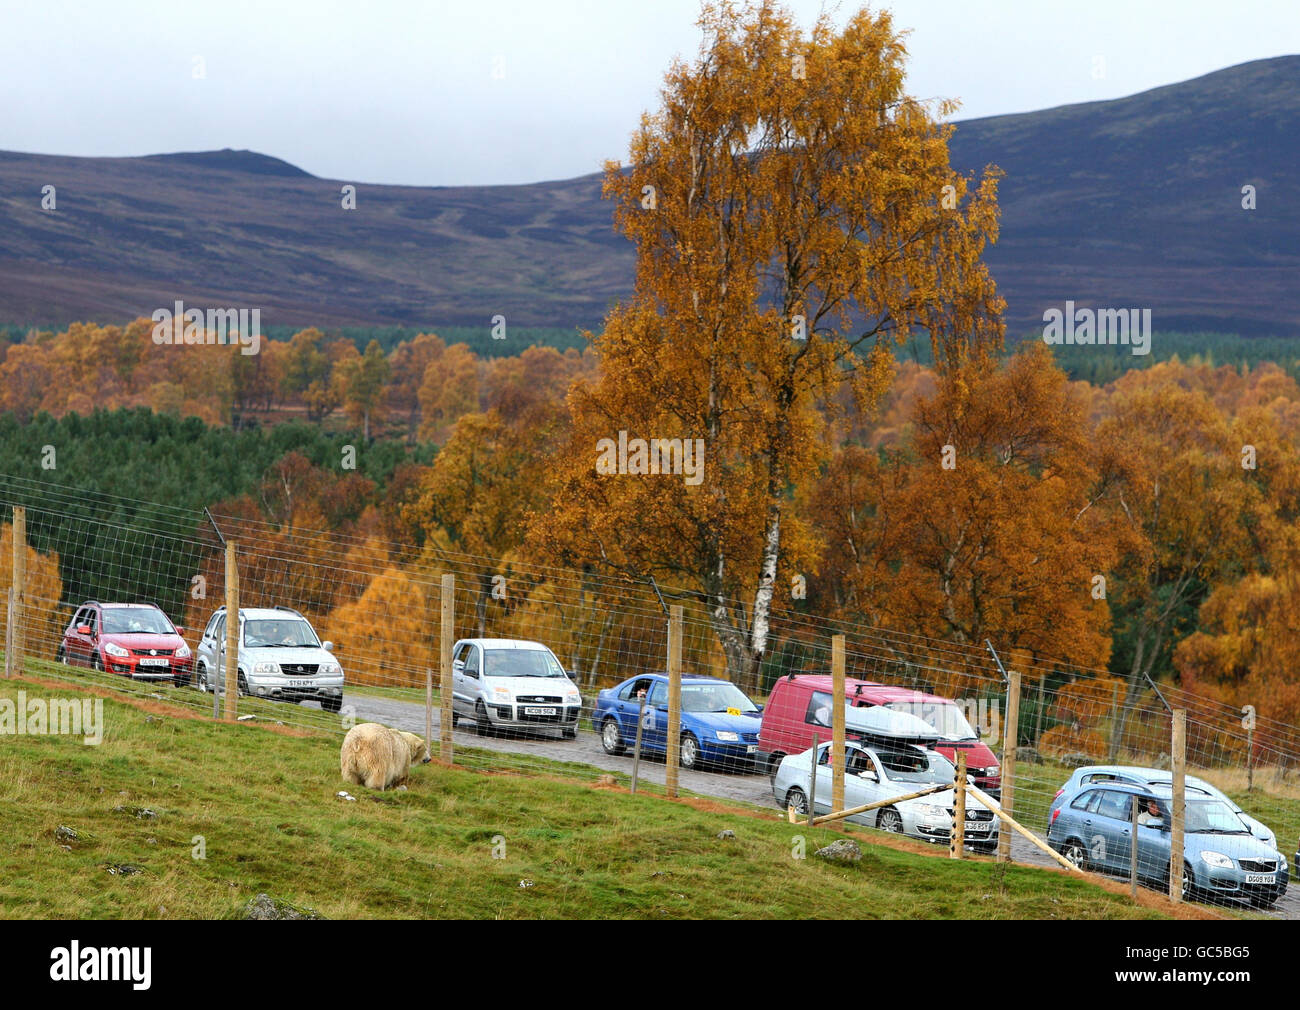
[0,674,1181,920]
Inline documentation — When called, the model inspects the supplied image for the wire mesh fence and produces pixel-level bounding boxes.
[1,470,1295,911]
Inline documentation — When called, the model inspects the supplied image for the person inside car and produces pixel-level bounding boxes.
[1138,798,1164,825]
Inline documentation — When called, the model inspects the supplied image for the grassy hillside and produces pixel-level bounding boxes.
[0,671,1193,920]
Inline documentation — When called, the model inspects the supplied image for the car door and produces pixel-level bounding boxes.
[843,746,881,820]
[457,644,482,715]
[808,743,837,815]
[65,606,88,665]
[198,612,220,677]
[449,642,468,715]
[643,679,670,753]
[1088,789,1136,872]
[1133,799,1172,883]
[612,677,654,742]
[81,606,101,667]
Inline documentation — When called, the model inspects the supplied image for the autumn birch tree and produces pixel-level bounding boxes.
[532,0,1004,690]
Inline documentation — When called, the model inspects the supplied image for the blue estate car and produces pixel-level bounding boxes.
[593,673,762,771]
[1047,780,1288,908]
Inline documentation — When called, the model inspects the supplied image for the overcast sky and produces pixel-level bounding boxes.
[3,0,1297,187]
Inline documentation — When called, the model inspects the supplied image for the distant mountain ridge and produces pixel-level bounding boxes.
[0,56,1296,336]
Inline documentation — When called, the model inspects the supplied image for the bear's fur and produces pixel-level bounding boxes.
[340,723,431,791]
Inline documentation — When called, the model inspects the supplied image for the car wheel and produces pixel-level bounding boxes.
[786,787,809,815]
[1061,838,1089,871]
[601,717,625,755]
[767,753,786,785]
[197,666,209,692]
[561,727,577,740]
[56,644,67,665]
[450,712,460,728]
[91,653,103,673]
[237,672,249,697]
[1181,862,1195,902]
[680,733,701,770]
[321,694,342,714]
[474,701,494,736]
[877,807,904,834]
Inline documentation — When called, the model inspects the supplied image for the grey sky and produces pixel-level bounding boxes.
[3,0,1297,187]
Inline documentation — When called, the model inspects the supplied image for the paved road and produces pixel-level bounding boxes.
[347,692,1297,920]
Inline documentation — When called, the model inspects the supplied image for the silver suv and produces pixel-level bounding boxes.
[195,605,344,712]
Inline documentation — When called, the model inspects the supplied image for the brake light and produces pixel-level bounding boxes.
[1053,788,1064,800]
[1051,808,1061,823]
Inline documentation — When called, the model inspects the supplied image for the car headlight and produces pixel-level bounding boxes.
[716,731,740,742]
[1200,850,1233,869]
[492,687,512,702]
[566,692,581,705]
[175,643,191,658]
[103,643,129,657]
[321,663,342,676]
[252,662,280,674]
[915,804,948,820]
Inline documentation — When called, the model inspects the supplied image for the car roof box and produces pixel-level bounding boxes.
[844,704,941,747]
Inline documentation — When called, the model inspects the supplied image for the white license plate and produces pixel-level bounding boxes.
[524,706,556,716]
[138,657,169,667]
[288,679,314,688]
[1245,873,1276,884]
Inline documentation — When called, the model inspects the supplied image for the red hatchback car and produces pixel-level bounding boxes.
[57,601,193,684]
[757,674,1002,797]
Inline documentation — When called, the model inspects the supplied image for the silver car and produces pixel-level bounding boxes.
[195,605,344,712]
[773,741,999,853]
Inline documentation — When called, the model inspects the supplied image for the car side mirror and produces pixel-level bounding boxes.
[173,626,185,636]
[77,624,91,635]
[322,641,334,652]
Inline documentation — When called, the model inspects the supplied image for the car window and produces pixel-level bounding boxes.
[484,649,566,678]
[203,613,221,639]
[619,678,652,702]
[71,606,86,629]
[244,619,317,648]
[806,690,833,728]
[681,681,757,714]
[1070,789,1102,812]
[463,646,480,678]
[86,609,98,635]
[1096,791,1135,820]
[101,607,174,635]
[648,680,668,707]
[877,748,955,784]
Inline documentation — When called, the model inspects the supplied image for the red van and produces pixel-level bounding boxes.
[757,674,1002,797]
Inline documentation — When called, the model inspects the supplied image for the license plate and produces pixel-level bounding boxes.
[1245,873,1276,884]
[138,657,169,667]
[288,679,314,688]
[524,707,555,716]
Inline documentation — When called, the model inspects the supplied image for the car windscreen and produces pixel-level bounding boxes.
[484,649,566,678]
[876,748,955,784]
[1185,799,1251,834]
[885,700,977,742]
[244,620,319,648]
[101,608,174,635]
[681,682,757,714]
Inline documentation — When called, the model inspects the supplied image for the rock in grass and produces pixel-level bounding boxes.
[242,893,324,920]
[54,825,79,843]
[106,863,143,876]
[1014,746,1042,764]
[716,829,736,840]
[1058,753,1096,769]
[815,839,862,863]
[113,805,157,820]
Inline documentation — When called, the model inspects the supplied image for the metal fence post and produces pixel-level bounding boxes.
[1130,794,1139,899]
[630,690,646,794]
[1170,708,1186,902]
[998,669,1020,863]
[440,573,454,764]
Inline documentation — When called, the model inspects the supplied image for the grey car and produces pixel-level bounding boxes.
[1046,780,1289,908]
[772,740,999,852]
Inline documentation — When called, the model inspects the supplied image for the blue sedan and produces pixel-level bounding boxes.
[593,673,763,771]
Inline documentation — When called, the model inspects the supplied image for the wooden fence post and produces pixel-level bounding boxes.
[665,606,683,798]
[222,540,238,721]
[997,669,1020,863]
[4,589,12,679]
[831,634,845,817]
[425,666,433,758]
[11,506,24,678]
[1170,708,1186,902]
[1130,794,1139,899]
[951,751,967,859]
[440,573,454,764]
